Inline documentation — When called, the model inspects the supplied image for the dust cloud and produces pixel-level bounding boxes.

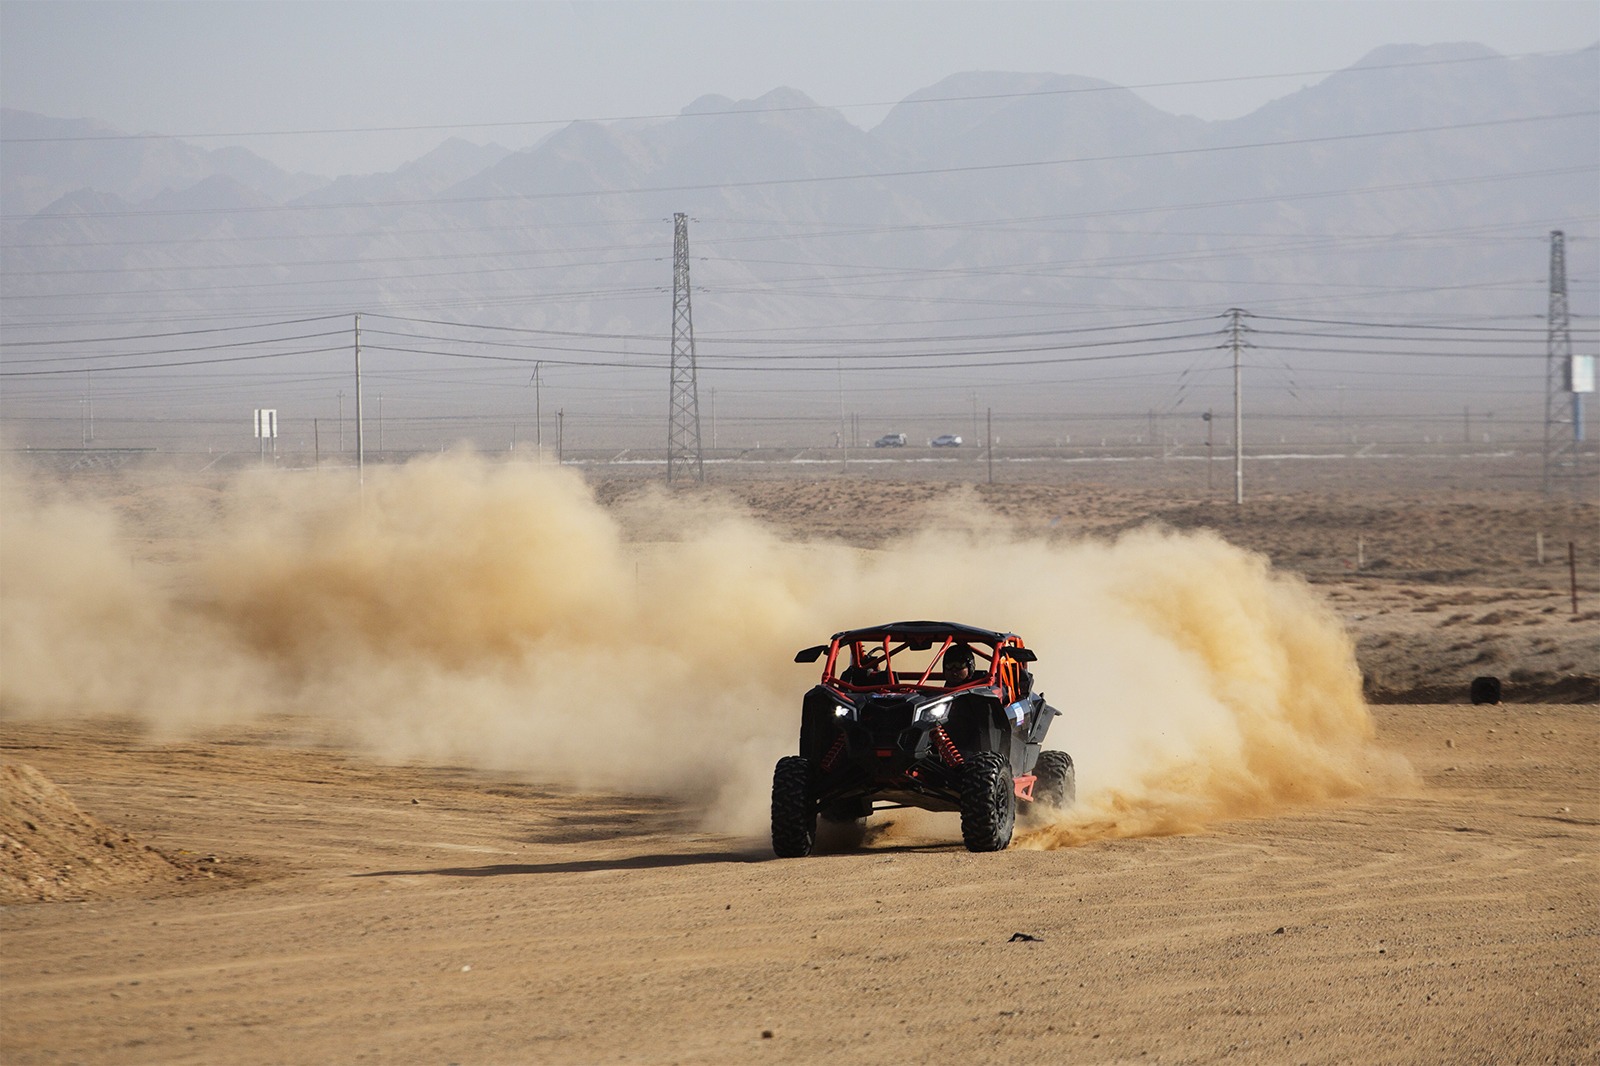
[0,452,1410,843]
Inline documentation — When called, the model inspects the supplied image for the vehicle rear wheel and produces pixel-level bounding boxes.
[1029,750,1076,811]
[771,756,817,858]
[960,751,1016,852]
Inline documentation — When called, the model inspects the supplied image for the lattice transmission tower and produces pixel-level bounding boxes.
[666,212,704,483]
[1543,229,1575,495]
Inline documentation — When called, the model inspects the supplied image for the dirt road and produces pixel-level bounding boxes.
[2,705,1594,1066]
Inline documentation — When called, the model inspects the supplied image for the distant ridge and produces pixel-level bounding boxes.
[2,44,1594,339]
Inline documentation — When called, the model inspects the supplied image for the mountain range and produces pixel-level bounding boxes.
[1,42,1596,447]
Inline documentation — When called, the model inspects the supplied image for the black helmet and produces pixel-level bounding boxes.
[945,643,975,669]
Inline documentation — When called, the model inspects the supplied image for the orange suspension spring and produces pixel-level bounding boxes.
[933,726,964,769]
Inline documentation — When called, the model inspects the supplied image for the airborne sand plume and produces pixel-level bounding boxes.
[0,453,1410,841]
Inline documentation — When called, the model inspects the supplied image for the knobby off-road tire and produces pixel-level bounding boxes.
[960,751,1017,852]
[771,756,817,858]
[1029,750,1076,811]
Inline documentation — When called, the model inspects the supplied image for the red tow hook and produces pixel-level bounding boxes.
[1013,774,1036,802]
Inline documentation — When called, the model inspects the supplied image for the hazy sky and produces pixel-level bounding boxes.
[3,1,1596,176]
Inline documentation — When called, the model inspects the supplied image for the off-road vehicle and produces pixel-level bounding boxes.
[772,621,1074,856]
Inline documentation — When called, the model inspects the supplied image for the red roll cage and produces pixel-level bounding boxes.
[818,631,1029,700]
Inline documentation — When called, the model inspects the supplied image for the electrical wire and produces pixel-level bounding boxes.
[10,111,1591,221]
[5,47,1576,143]
[0,344,349,377]
[0,328,352,364]
[0,313,349,347]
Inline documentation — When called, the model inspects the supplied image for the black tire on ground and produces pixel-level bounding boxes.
[1028,750,1076,811]
[771,756,817,858]
[960,751,1017,852]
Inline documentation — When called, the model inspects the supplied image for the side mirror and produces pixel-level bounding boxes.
[999,647,1037,663]
[794,645,828,664]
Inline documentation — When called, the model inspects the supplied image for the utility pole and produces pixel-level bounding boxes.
[86,371,93,444]
[338,390,344,452]
[558,408,565,465]
[838,352,851,444]
[1228,308,1248,505]
[987,407,994,485]
[709,386,717,450]
[1203,410,1214,490]
[838,356,851,470]
[378,393,384,453]
[666,213,704,482]
[533,361,542,463]
[354,314,365,487]
[1544,230,1572,494]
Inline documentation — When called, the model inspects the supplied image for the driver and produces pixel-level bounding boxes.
[943,643,978,687]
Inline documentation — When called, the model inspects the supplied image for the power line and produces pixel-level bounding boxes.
[0,313,348,347]
[9,111,1591,222]
[5,48,1569,144]
[0,328,351,364]
[354,340,1228,373]
[1255,313,1600,332]
[363,314,1215,348]
[5,186,1586,254]
[0,256,663,300]
[0,217,672,251]
[0,241,667,279]
[0,344,349,377]
[1254,343,1548,359]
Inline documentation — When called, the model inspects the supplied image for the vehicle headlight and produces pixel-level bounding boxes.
[916,696,953,722]
[833,704,852,718]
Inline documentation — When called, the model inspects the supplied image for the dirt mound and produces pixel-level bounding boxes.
[0,762,196,903]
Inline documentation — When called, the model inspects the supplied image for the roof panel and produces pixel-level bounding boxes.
[830,620,1013,645]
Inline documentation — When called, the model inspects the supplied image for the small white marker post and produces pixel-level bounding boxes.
[253,409,278,467]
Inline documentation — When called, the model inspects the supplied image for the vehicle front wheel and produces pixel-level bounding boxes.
[960,751,1016,852]
[771,756,817,858]
[1028,750,1076,811]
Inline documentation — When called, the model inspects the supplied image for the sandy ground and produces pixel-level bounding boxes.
[1,704,1595,1066]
